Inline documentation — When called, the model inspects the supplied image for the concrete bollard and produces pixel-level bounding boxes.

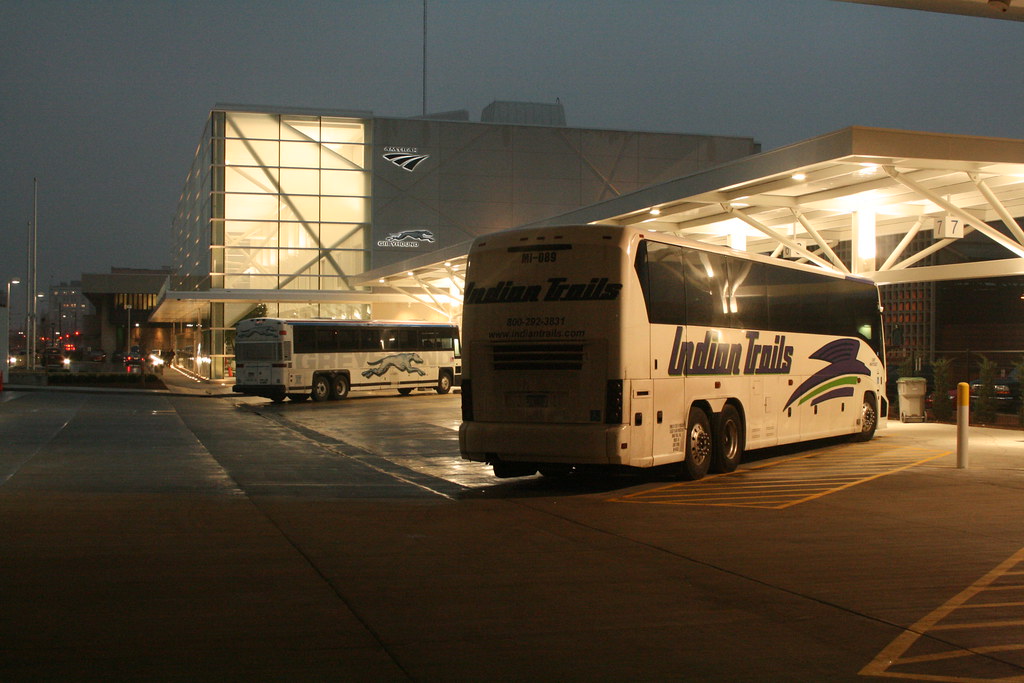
[957,382,969,469]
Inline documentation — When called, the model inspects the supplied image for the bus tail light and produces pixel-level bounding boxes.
[461,379,473,421]
[605,380,623,424]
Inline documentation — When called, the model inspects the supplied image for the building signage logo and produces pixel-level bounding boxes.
[377,230,436,248]
[383,146,430,172]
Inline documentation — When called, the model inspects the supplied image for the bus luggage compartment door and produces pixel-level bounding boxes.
[626,379,654,468]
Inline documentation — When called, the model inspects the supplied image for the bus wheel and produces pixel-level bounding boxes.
[681,407,712,480]
[712,405,744,473]
[852,394,877,442]
[331,374,350,400]
[397,388,413,396]
[311,375,331,402]
[435,371,452,394]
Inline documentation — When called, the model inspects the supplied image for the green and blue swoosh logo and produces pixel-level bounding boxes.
[784,339,870,410]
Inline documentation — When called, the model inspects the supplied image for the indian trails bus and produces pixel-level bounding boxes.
[458,225,886,479]
[233,318,461,403]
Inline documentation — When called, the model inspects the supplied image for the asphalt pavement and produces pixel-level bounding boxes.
[2,377,1024,681]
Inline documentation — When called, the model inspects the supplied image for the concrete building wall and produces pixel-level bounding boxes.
[370,117,760,270]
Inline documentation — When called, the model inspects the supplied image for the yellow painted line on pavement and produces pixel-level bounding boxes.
[610,443,950,509]
[860,546,1024,682]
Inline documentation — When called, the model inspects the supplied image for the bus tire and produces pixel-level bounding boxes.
[852,393,878,442]
[311,375,331,402]
[331,373,350,400]
[397,388,414,396]
[681,406,712,480]
[712,404,744,473]
[436,371,452,395]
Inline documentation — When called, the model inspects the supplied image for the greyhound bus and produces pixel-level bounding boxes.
[233,318,460,403]
[458,224,886,479]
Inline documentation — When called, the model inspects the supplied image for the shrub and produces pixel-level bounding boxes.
[931,357,954,422]
[973,356,998,424]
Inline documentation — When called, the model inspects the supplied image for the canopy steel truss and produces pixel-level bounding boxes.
[359,127,1024,316]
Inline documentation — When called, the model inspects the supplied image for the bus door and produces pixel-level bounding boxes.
[627,379,654,467]
[775,374,802,444]
[747,378,769,446]
[649,325,687,466]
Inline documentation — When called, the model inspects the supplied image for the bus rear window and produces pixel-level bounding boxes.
[235,342,281,361]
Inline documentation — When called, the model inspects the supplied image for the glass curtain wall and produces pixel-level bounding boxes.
[218,111,371,299]
[172,110,372,379]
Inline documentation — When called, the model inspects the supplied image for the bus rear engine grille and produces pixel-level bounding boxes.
[492,343,585,371]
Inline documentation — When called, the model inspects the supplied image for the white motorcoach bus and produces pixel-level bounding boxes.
[458,225,886,479]
[233,318,461,403]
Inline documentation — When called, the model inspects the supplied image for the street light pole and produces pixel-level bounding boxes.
[3,279,21,385]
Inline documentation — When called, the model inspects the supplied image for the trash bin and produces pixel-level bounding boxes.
[897,377,927,423]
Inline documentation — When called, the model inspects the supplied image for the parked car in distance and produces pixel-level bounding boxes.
[41,347,68,370]
[122,346,145,366]
[86,349,107,363]
[970,375,1021,410]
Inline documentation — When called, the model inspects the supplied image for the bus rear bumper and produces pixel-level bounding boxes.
[459,421,632,466]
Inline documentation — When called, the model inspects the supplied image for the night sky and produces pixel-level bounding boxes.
[2,0,1022,320]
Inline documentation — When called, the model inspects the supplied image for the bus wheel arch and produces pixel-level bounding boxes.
[331,372,350,400]
[311,374,332,402]
[712,401,745,473]
[853,391,878,442]
[681,404,712,480]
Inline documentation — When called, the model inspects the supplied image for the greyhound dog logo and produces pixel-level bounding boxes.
[377,230,436,248]
[362,352,427,378]
[784,339,870,410]
[387,230,435,243]
[237,324,279,342]
[383,151,430,172]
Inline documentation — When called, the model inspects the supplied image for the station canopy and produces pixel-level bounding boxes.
[364,126,1024,314]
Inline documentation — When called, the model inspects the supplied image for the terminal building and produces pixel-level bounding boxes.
[149,103,1024,389]
[152,101,761,378]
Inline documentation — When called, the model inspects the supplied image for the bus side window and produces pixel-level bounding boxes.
[294,327,317,354]
[315,327,338,352]
[640,241,688,325]
[682,250,715,327]
[337,328,359,352]
[362,328,382,351]
[382,328,412,351]
[726,257,768,330]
